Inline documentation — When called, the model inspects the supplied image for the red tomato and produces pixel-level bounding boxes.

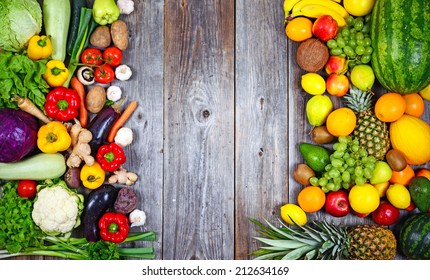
[103,46,123,66]
[94,64,115,84]
[81,48,103,65]
[17,180,37,199]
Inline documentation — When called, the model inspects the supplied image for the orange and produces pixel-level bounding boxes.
[403,93,425,118]
[297,186,326,213]
[374,92,406,122]
[326,107,357,136]
[286,17,313,42]
[389,164,415,186]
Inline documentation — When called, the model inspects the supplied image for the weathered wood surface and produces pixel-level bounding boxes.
[8,0,430,260]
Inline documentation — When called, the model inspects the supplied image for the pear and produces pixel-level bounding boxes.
[350,64,375,91]
[306,95,333,126]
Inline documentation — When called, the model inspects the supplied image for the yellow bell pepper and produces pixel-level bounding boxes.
[37,121,72,153]
[27,35,53,60]
[80,162,106,189]
[43,60,69,87]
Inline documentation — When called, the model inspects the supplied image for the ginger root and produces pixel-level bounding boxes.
[66,122,95,168]
[108,167,138,186]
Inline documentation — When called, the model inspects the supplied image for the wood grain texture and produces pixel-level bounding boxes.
[6,0,430,261]
[234,0,290,260]
[163,0,235,260]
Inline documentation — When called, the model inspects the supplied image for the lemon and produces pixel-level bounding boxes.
[306,95,333,126]
[386,183,411,209]
[419,83,430,101]
[280,203,307,226]
[301,73,326,95]
[348,183,380,214]
[343,0,376,17]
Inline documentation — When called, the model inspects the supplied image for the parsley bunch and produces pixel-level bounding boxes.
[0,182,44,253]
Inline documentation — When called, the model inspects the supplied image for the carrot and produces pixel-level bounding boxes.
[12,95,51,124]
[70,76,88,128]
[107,100,138,143]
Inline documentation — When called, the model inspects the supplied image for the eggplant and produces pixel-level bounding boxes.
[83,184,120,242]
[88,106,120,155]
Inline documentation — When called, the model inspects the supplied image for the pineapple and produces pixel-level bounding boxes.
[343,86,390,160]
[250,218,397,260]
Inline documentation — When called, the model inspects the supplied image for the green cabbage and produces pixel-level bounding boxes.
[0,0,42,52]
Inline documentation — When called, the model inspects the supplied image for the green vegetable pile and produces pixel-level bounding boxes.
[0,181,156,260]
[0,51,49,110]
[0,181,43,253]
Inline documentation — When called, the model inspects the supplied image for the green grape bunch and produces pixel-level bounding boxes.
[309,135,377,193]
[326,14,373,69]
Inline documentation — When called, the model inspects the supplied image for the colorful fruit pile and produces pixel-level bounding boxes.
[251,0,430,260]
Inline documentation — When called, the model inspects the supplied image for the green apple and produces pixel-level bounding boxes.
[350,64,375,91]
[370,161,393,185]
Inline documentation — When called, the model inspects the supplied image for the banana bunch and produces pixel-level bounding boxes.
[284,0,349,27]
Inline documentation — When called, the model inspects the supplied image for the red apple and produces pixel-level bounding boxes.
[416,168,430,180]
[371,200,400,226]
[325,55,347,75]
[405,200,416,211]
[326,73,350,97]
[312,15,338,42]
[352,210,369,218]
[324,189,350,217]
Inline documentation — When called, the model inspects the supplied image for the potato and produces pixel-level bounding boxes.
[110,19,129,50]
[90,25,111,49]
[86,85,106,114]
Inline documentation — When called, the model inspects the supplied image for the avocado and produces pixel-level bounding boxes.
[298,143,330,173]
[409,176,430,212]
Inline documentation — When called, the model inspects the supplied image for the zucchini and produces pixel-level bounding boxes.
[66,0,88,56]
[43,0,71,61]
[0,153,66,180]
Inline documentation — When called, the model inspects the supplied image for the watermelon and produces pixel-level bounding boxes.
[370,0,430,94]
[399,213,430,260]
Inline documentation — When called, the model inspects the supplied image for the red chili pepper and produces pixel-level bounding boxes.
[44,86,80,121]
[96,142,126,172]
[98,212,129,243]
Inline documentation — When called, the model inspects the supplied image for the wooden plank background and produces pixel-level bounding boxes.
[9,0,430,260]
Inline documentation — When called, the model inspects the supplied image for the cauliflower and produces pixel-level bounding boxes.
[117,0,135,15]
[31,180,84,236]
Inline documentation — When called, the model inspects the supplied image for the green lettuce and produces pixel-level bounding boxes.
[0,0,42,52]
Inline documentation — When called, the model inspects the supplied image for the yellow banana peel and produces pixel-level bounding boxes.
[292,0,349,18]
[291,4,347,27]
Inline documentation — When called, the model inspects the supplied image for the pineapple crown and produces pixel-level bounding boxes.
[343,85,374,114]
[249,218,349,260]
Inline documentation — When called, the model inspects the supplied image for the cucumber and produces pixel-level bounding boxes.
[0,153,67,180]
[42,0,71,61]
[66,0,88,56]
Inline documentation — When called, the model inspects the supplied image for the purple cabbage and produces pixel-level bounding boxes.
[0,108,38,163]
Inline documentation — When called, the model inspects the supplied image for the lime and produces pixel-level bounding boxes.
[386,183,411,209]
[301,73,326,95]
[280,203,307,226]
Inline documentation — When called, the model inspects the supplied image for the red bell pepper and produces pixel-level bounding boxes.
[96,142,126,172]
[44,86,80,121]
[98,212,129,243]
